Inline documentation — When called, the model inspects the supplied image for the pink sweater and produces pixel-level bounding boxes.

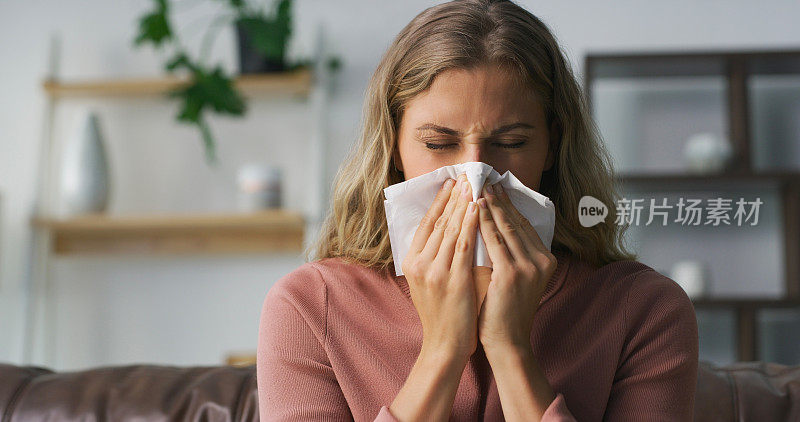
[257,249,699,421]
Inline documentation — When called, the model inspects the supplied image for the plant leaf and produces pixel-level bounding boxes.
[327,56,342,72]
[204,67,246,115]
[276,0,292,36]
[197,117,218,166]
[170,66,245,124]
[221,0,245,8]
[165,52,194,73]
[133,0,172,47]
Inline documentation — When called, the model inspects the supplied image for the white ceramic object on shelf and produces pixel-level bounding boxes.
[236,163,282,212]
[683,132,733,173]
[60,109,110,216]
[670,260,710,298]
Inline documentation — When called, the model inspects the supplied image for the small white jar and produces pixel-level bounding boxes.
[236,163,282,212]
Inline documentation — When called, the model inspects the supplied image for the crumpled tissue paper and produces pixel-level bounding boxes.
[383,161,556,276]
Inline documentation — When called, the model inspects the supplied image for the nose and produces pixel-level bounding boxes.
[460,142,486,164]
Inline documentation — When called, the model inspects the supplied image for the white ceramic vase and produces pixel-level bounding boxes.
[683,133,732,173]
[60,110,110,215]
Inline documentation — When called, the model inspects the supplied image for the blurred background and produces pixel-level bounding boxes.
[0,0,798,372]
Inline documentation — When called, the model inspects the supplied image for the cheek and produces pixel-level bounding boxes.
[517,171,543,191]
[501,157,547,191]
[404,156,451,179]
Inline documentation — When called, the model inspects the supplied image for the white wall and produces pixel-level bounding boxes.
[2,0,800,371]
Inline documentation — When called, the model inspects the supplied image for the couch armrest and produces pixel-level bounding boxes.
[0,363,258,421]
[695,360,800,421]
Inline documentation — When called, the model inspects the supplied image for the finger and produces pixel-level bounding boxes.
[409,177,456,256]
[482,184,529,262]
[476,196,513,269]
[492,182,556,269]
[450,200,479,281]
[492,182,547,254]
[421,174,466,262]
[435,173,473,267]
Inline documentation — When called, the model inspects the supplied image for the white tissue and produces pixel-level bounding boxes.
[383,161,556,276]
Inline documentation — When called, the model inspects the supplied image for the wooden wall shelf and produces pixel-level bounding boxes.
[42,67,313,98]
[25,26,332,367]
[31,210,305,255]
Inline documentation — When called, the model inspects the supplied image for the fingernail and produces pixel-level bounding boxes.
[485,184,494,195]
[495,183,504,194]
[461,179,471,198]
[443,178,455,190]
[468,202,475,212]
[479,198,487,208]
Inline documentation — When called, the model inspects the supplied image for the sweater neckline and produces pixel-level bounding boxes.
[388,248,571,306]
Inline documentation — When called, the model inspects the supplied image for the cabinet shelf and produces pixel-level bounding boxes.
[31,210,305,255]
[615,170,800,186]
[692,298,800,309]
[585,48,800,79]
[42,67,313,98]
[586,49,800,363]
[691,297,800,365]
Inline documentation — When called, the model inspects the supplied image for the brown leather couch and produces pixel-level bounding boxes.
[1,360,798,421]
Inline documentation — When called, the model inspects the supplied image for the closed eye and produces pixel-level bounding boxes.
[424,141,526,150]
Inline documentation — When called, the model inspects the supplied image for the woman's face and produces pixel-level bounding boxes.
[394,63,556,191]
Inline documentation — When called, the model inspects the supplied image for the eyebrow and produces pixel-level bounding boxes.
[414,122,535,137]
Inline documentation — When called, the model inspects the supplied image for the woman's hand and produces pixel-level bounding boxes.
[474,181,558,355]
[388,174,481,422]
[401,173,480,361]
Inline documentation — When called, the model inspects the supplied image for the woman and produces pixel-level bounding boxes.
[257,0,698,421]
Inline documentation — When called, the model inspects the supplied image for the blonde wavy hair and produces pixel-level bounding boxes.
[307,0,637,270]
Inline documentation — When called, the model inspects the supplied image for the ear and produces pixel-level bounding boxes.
[544,119,560,172]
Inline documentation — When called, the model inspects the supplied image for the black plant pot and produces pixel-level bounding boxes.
[236,22,285,74]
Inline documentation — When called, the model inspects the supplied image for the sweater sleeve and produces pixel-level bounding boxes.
[375,406,400,421]
[256,263,354,421]
[603,269,699,421]
[541,392,577,420]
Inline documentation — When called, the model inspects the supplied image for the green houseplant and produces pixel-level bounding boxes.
[133,0,341,166]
